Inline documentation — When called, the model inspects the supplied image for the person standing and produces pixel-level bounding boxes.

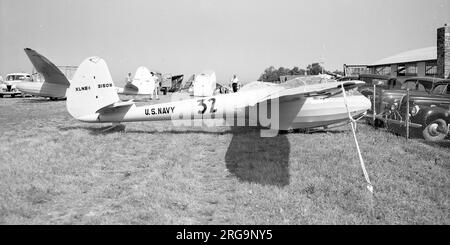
[125,72,132,84]
[230,74,239,93]
[151,76,160,100]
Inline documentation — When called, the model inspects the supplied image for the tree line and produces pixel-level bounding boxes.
[258,63,344,82]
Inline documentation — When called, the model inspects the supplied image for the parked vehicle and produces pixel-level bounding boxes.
[0,73,33,98]
[368,77,450,141]
[159,74,185,94]
[168,74,184,92]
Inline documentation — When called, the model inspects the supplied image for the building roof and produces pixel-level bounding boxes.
[370,46,436,66]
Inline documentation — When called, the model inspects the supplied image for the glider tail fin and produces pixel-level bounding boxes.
[66,57,119,121]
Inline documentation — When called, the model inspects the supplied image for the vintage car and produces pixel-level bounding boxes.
[368,77,450,141]
[0,72,33,97]
[167,74,185,93]
[356,74,399,120]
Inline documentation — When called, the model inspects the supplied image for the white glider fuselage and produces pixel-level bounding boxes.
[77,90,267,123]
[67,56,370,131]
[80,91,370,130]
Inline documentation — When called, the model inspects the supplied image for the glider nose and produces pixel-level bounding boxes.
[352,95,372,111]
[348,95,371,112]
[360,95,372,111]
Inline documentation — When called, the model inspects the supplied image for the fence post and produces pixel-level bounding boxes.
[406,88,410,140]
[373,84,376,125]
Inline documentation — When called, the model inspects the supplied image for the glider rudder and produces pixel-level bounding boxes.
[66,57,119,121]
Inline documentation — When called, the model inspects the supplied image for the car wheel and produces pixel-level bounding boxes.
[0,95,3,98]
[11,94,15,98]
[423,119,449,141]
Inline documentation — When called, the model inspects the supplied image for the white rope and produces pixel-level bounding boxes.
[341,84,374,193]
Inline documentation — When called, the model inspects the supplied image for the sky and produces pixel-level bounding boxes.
[1,0,449,85]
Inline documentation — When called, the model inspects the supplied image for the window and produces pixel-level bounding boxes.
[387,78,398,89]
[6,75,27,81]
[432,84,448,94]
[418,81,433,92]
[397,64,406,76]
[405,63,417,76]
[374,66,391,75]
[401,81,416,90]
[416,83,426,91]
[425,61,437,77]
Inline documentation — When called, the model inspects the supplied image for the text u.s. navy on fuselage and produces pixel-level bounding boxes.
[144,106,175,116]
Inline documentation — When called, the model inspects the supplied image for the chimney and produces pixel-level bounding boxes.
[437,24,450,79]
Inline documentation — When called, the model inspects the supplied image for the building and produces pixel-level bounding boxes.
[344,24,450,81]
[343,64,369,77]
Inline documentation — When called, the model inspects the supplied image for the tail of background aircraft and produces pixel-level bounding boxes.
[133,66,153,83]
[66,57,120,120]
[24,48,70,86]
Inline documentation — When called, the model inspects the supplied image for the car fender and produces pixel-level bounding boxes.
[419,106,450,128]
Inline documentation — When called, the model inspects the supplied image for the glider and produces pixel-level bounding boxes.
[116,66,159,95]
[16,48,71,100]
[66,56,374,192]
[66,57,370,133]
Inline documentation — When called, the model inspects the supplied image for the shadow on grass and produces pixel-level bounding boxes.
[225,127,290,187]
[59,125,127,135]
[17,98,65,103]
[292,129,348,135]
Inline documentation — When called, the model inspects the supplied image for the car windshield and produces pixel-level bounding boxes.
[6,75,29,81]
[432,84,448,94]
[419,81,433,92]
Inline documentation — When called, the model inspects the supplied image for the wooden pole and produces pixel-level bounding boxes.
[406,88,410,140]
[373,84,376,125]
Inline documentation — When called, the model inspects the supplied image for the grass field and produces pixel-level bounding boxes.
[0,95,449,224]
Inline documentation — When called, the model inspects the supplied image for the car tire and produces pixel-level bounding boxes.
[11,94,15,98]
[422,118,449,141]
